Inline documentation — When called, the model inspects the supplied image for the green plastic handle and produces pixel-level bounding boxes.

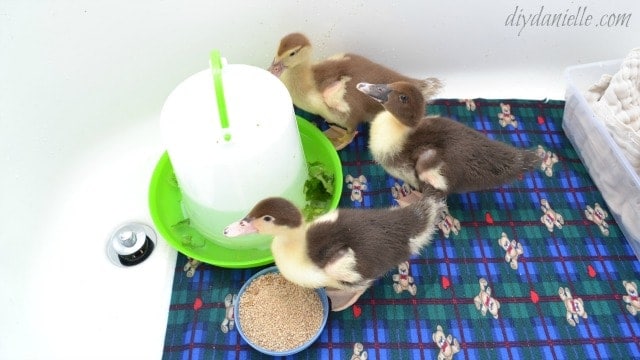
[210,50,231,142]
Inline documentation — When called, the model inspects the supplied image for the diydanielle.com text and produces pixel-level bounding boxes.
[505,6,632,36]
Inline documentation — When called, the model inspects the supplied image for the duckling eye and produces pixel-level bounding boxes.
[289,50,297,57]
[263,215,274,222]
[399,95,409,103]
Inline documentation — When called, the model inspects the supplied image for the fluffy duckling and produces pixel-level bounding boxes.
[223,192,445,311]
[357,81,542,194]
[268,32,442,150]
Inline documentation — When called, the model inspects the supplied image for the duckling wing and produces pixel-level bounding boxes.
[415,148,449,192]
[311,58,353,115]
[322,246,363,285]
[313,55,388,116]
[409,117,478,190]
[412,117,541,193]
[321,77,351,114]
[314,54,410,124]
[306,208,428,282]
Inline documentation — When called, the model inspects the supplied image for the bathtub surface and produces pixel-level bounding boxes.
[1,116,177,359]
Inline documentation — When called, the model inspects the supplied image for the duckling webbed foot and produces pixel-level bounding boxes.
[326,287,368,311]
[395,190,423,208]
[324,125,358,150]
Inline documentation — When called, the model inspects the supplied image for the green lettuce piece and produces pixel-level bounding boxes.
[302,161,335,221]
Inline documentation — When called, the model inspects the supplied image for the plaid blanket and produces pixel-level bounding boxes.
[162,99,640,360]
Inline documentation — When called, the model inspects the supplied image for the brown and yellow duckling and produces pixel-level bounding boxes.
[268,32,442,150]
[357,81,542,194]
[224,192,445,311]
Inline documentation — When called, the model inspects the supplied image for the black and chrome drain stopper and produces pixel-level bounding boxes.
[107,223,157,267]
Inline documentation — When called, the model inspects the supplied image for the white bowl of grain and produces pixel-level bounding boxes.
[234,266,329,356]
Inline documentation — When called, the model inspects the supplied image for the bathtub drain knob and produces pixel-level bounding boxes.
[107,223,157,267]
[118,230,137,248]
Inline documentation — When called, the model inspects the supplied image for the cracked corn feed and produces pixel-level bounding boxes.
[238,272,324,352]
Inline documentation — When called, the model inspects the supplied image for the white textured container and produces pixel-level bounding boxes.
[160,60,307,249]
[562,59,640,260]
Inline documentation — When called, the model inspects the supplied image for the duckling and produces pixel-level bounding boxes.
[223,191,445,311]
[357,81,542,194]
[268,32,442,150]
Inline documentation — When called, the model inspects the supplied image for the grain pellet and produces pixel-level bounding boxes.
[238,272,324,352]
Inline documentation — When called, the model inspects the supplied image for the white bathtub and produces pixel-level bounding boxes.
[1,117,176,359]
[1,1,636,359]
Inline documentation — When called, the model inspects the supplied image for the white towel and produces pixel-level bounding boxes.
[586,48,640,172]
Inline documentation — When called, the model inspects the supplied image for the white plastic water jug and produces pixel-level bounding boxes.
[160,51,307,249]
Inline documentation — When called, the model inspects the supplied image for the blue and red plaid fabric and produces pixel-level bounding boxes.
[162,99,640,359]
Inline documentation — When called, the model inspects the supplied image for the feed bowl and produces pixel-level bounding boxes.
[148,117,343,268]
[234,266,329,356]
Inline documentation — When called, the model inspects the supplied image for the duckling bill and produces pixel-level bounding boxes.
[224,193,445,311]
[357,81,543,194]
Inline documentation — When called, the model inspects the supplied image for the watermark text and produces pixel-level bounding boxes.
[505,6,632,36]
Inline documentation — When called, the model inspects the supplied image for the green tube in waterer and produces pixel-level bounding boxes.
[209,50,231,142]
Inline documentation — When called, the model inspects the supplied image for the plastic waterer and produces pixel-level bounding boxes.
[160,51,308,249]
